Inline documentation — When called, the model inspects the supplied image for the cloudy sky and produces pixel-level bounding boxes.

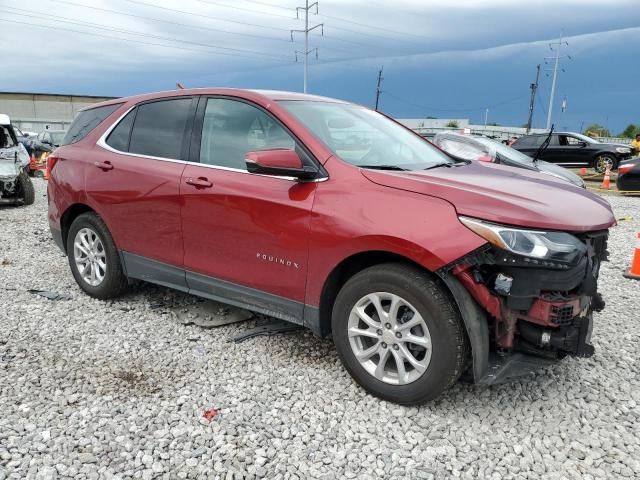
[2,0,639,132]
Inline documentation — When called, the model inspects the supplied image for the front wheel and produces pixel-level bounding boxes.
[332,263,468,405]
[593,154,617,174]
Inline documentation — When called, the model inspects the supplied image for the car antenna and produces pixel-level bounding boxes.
[532,124,554,164]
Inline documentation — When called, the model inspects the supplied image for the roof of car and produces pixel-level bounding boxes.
[522,132,577,136]
[81,88,347,111]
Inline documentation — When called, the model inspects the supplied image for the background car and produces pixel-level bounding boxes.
[37,129,67,148]
[616,157,640,192]
[0,114,30,172]
[511,132,633,173]
[0,117,35,206]
[432,132,585,188]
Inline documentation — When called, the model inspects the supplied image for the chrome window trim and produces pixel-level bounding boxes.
[96,104,328,183]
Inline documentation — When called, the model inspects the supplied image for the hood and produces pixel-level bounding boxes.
[535,160,584,187]
[361,161,615,232]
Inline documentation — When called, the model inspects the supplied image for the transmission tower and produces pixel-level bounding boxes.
[291,1,323,93]
[545,33,571,130]
[374,67,384,111]
[526,64,540,133]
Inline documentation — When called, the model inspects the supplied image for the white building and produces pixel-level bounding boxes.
[0,92,115,133]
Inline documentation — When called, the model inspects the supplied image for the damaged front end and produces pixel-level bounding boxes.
[439,217,609,384]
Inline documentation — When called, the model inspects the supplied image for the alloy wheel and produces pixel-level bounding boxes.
[347,292,432,385]
[595,155,614,174]
[73,227,107,287]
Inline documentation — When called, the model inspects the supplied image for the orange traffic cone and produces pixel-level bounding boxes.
[624,233,640,280]
[579,167,587,176]
[600,164,611,189]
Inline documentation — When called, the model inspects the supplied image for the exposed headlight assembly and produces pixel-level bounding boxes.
[459,216,586,264]
[616,147,630,154]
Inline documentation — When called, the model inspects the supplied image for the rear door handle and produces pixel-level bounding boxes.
[185,177,213,189]
[94,161,114,171]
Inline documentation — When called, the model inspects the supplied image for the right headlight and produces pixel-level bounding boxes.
[459,216,586,264]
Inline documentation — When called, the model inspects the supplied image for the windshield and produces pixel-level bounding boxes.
[473,136,535,164]
[279,101,453,170]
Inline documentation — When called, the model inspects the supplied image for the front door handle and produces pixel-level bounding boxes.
[94,161,114,171]
[185,177,213,189]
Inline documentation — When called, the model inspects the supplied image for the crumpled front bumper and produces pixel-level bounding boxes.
[438,230,608,383]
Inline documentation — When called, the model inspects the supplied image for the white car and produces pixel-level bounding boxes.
[0,114,35,205]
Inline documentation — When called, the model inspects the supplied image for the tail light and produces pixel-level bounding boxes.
[46,155,61,178]
[477,154,494,162]
[618,164,635,176]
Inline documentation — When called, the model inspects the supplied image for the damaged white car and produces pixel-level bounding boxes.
[0,114,34,206]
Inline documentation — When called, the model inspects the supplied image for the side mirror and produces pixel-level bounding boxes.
[578,141,587,147]
[245,149,318,180]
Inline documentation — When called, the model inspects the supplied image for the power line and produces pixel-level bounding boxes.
[317,13,430,40]
[192,0,295,19]
[47,0,364,58]
[50,0,293,44]
[122,0,291,32]
[236,0,430,41]
[0,13,292,62]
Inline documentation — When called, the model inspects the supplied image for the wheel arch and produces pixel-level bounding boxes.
[314,249,489,383]
[60,203,97,253]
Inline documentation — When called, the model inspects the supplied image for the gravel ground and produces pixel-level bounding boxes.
[1,179,639,480]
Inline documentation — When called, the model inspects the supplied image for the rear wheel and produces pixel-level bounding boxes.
[67,212,128,299]
[332,263,468,405]
[593,154,616,174]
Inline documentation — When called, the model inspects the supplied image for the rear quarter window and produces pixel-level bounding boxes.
[62,103,122,145]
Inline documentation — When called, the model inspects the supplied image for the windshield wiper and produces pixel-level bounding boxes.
[423,162,453,170]
[357,165,408,171]
[532,125,554,164]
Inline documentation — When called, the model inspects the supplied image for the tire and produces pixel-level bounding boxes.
[66,212,128,299]
[593,154,617,174]
[17,173,35,206]
[332,263,468,405]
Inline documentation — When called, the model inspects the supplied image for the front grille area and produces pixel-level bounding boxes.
[551,304,575,326]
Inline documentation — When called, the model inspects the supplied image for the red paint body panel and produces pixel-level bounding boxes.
[245,149,303,169]
[84,147,186,267]
[304,157,487,306]
[362,161,615,232]
[180,164,315,301]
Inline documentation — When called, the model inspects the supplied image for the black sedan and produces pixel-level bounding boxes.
[432,132,585,188]
[512,132,633,173]
[617,157,640,192]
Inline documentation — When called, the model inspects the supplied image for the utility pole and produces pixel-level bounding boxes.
[484,108,489,126]
[545,33,570,130]
[374,67,384,111]
[291,1,323,93]
[526,64,540,133]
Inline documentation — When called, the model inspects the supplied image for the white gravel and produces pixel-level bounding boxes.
[1,179,639,479]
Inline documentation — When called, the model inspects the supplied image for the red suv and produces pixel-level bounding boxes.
[48,89,615,404]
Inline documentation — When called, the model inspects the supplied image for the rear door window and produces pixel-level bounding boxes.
[128,98,193,159]
[62,103,121,145]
